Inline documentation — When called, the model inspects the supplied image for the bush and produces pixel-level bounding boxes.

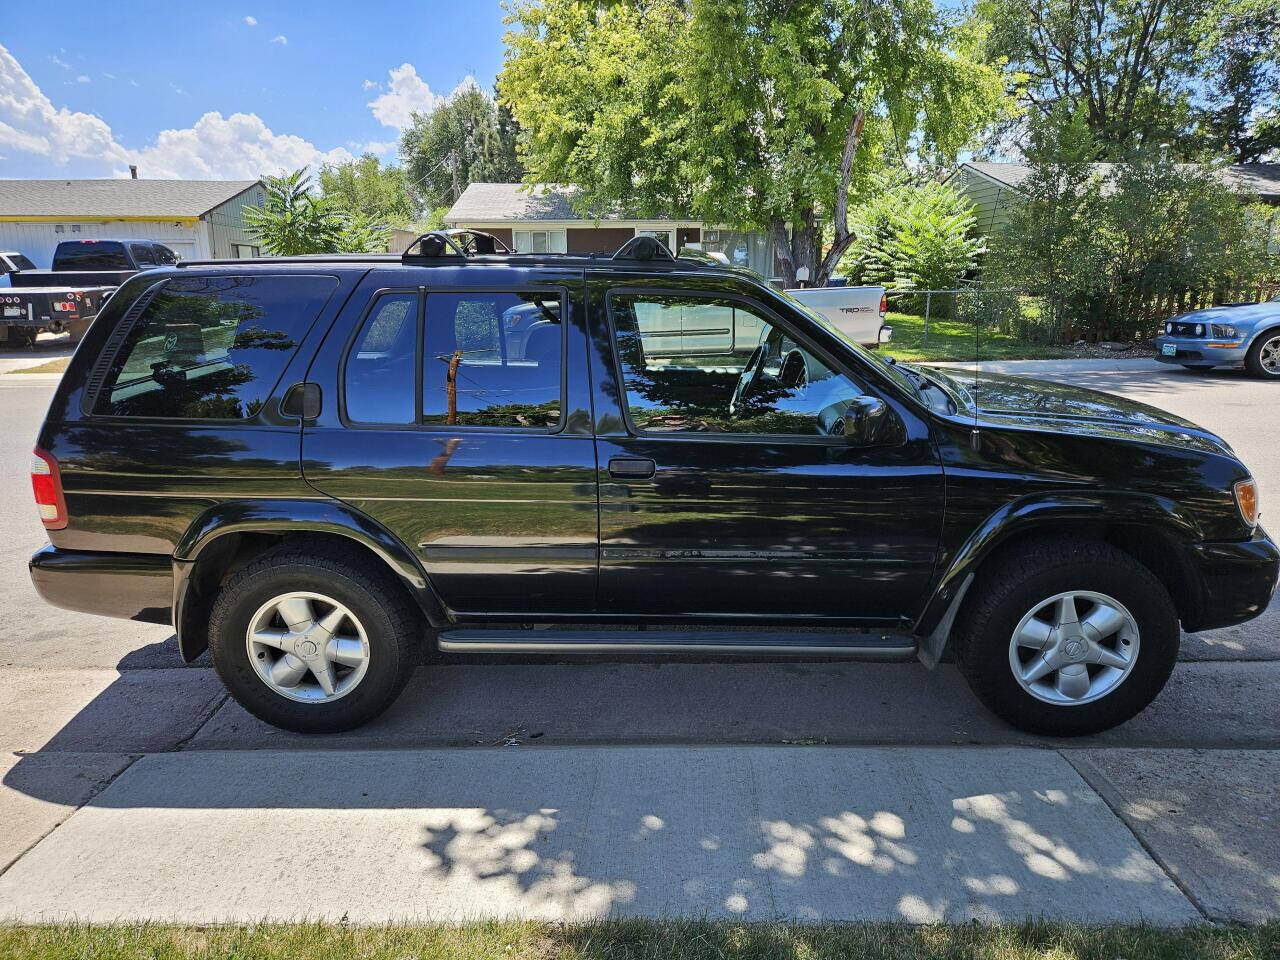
[987,107,1276,342]
[843,177,986,316]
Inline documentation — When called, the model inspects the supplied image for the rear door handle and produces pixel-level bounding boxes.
[608,457,657,479]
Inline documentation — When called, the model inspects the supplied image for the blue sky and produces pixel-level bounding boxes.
[1,1,509,179]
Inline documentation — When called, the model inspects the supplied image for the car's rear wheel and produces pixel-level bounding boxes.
[1245,330,1280,379]
[208,542,419,733]
[953,538,1178,736]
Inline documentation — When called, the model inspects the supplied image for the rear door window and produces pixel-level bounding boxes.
[421,291,563,429]
[130,243,158,267]
[92,274,337,419]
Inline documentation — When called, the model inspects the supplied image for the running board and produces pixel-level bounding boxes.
[437,628,917,660]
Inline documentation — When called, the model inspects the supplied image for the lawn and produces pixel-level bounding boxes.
[5,356,71,375]
[882,311,1076,363]
[0,921,1275,960]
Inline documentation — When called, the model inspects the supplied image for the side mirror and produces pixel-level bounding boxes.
[843,395,900,446]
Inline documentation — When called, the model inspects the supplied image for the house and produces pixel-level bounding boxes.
[444,182,781,276]
[0,177,268,266]
[946,162,1280,239]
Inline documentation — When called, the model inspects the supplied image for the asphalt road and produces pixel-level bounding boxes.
[0,354,1276,924]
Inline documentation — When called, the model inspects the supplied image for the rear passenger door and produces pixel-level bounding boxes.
[301,267,599,616]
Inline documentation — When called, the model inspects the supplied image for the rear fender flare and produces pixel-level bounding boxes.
[173,498,448,661]
[914,491,1198,667]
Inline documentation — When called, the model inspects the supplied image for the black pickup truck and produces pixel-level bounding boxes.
[1,239,178,345]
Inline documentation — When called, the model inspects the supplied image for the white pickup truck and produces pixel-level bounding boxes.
[784,284,891,349]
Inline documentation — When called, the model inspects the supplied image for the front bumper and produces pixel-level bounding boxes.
[29,544,173,625]
[1154,336,1247,368]
[1183,529,1280,631]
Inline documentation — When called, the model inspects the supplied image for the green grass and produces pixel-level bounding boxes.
[5,356,71,375]
[882,312,1075,363]
[0,921,1275,960]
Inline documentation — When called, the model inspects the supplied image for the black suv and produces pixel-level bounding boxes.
[28,231,1279,735]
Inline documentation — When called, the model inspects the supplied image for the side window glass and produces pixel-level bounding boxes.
[130,243,158,266]
[610,293,863,437]
[422,292,562,429]
[344,292,418,424]
[93,275,336,419]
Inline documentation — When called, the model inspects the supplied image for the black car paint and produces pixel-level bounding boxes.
[29,256,1280,664]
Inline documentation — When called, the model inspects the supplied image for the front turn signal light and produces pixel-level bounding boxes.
[1234,478,1259,528]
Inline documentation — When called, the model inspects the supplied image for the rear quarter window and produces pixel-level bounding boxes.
[92,274,337,419]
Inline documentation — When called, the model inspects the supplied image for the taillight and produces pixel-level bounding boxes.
[31,447,67,530]
[879,293,887,317]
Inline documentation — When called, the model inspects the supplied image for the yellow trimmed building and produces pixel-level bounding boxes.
[0,178,267,266]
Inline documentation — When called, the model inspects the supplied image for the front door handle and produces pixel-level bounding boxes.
[608,457,657,480]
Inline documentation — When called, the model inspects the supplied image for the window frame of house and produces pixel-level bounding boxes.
[512,229,567,255]
[231,243,261,259]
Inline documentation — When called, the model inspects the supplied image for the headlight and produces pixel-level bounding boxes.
[1195,324,1205,336]
[1165,322,1173,334]
[1234,478,1259,528]
[1212,324,1238,338]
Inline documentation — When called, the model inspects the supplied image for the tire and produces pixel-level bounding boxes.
[208,541,420,733]
[953,538,1179,737]
[1244,329,1280,379]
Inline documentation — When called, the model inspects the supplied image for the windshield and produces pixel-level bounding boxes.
[7,254,35,272]
[773,287,922,397]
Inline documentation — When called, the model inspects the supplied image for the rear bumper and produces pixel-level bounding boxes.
[1183,530,1280,631]
[29,544,173,625]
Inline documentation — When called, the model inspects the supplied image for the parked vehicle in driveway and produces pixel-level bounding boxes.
[2,239,178,345]
[27,230,1279,736]
[1154,296,1280,378]
[784,283,891,348]
[0,251,37,286]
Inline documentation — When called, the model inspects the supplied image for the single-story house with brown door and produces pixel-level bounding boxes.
[443,182,783,277]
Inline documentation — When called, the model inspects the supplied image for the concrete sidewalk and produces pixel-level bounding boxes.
[0,746,1201,925]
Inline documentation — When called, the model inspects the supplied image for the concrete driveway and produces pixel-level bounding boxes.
[0,358,1277,924]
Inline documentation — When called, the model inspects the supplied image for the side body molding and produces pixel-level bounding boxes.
[172,498,449,662]
[912,490,1201,666]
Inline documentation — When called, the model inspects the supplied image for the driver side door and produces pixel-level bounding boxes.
[592,284,944,623]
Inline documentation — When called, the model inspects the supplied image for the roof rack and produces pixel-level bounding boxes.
[402,228,511,259]
[611,235,674,262]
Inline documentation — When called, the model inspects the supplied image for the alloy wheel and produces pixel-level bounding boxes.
[1007,590,1140,706]
[1260,335,1280,376]
[245,591,371,703]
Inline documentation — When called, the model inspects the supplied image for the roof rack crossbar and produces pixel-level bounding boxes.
[611,235,675,262]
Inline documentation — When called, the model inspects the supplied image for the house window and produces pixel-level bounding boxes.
[71,224,81,233]
[512,229,566,254]
[636,229,673,252]
[232,243,260,259]
[54,225,65,234]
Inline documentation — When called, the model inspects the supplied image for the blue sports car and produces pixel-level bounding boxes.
[1155,297,1280,379]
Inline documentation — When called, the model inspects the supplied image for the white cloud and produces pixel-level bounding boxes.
[271,35,287,45]
[362,79,380,91]
[49,54,71,71]
[103,72,117,80]
[0,43,352,179]
[243,15,257,26]
[75,75,90,84]
[367,63,444,131]
[171,84,187,96]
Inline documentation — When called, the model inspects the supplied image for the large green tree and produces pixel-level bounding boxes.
[399,84,523,213]
[317,153,416,226]
[244,167,388,255]
[976,0,1280,161]
[501,0,1007,286]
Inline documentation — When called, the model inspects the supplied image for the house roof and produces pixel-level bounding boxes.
[446,182,683,223]
[950,162,1280,199]
[0,179,261,219]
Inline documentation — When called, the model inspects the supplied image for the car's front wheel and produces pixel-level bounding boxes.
[208,541,419,733]
[954,538,1179,736]
[1245,330,1280,379]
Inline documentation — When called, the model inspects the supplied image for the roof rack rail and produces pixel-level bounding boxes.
[402,228,511,260]
[612,235,675,262]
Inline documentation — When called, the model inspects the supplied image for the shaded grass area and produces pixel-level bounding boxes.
[0,921,1276,960]
[5,356,71,375]
[882,312,1075,363]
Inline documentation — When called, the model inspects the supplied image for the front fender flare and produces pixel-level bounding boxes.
[173,498,448,662]
[913,491,1199,667]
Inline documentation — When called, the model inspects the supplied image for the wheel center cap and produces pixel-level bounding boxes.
[297,638,319,658]
[1061,637,1086,661]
